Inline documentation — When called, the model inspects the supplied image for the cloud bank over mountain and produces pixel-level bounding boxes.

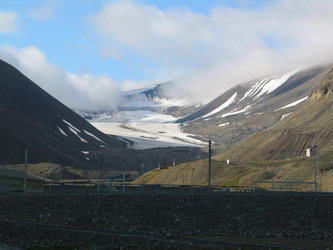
[1,0,333,110]
[91,0,333,101]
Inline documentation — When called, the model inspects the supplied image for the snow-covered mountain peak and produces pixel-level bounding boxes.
[118,81,194,111]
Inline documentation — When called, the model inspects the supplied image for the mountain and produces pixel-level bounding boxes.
[134,67,333,191]
[214,67,333,162]
[180,66,330,149]
[0,59,126,168]
[79,66,330,152]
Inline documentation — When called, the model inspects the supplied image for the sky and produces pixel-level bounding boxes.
[1,0,333,111]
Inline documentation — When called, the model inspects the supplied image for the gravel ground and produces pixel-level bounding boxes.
[0,192,332,249]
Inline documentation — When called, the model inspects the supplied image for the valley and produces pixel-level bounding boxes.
[2,57,333,192]
[2,1,333,249]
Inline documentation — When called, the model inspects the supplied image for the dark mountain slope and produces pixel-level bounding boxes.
[0,59,126,167]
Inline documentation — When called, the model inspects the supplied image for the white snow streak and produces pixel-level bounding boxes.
[83,130,105,144]
[240,71,297,101]
[62,119,80,132]
[218,122,230,127]
[62,119,88,143]
[202,92,237,118]
[57,126,67,137]
[279,112,293,122]
[255,71,297,98]
[69,127,88,143]
[221,105,251,118]
[81,151,90,154]
[240,78,271,101]
[276,96,308,111]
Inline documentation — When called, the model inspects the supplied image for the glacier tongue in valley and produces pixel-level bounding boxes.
[80,82,205,149]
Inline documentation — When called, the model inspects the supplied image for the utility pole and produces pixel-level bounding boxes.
[208,140,212,192]
[306,145,318,191]
[269,149,274,191]
[122,172,125,192]
[24,150,28,193]
[312,145,318,191]
[95,153,100,193]
[141,163,144,191]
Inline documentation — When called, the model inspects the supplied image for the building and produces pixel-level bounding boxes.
[0,168,43,193]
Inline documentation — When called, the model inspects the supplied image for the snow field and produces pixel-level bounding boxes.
[91,121,205,149]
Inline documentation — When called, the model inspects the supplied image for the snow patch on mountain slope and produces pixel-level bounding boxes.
[276,96,308,111]
[62,119,88,143]
[240,78,271,101]
[279,112,293,122]
[62,119,80,132]
[57,126,67,137]
[68,127,88,143]
[218,122,230,127]
[240,71,297,101]
[256,71,297,97]
[202,92,237,118]
[221,105,251,118]
[83,130,105,144]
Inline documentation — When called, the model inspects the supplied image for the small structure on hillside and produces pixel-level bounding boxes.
[306,147,316,157]
[0,168,43,193]
[226,159,234,165]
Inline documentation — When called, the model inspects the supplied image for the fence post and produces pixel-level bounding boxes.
[208,140,212,192]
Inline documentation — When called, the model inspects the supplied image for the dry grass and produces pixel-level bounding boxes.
[136,156,333,192]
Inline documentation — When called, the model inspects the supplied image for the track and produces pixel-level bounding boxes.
[0,220,312,249]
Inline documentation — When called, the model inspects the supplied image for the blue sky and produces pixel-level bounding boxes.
[1,0,333,110]
[0,0,272,81]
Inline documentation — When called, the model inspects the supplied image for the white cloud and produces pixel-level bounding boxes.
[0,45,122,111]
[28,0,61,21]
[0,10,18,34]
[90,0,333,102]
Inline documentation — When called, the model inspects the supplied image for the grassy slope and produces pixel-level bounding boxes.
[134,155,333,191]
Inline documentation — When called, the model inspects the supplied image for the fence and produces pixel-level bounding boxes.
[43,181,256,194]
[253,180,319,192]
